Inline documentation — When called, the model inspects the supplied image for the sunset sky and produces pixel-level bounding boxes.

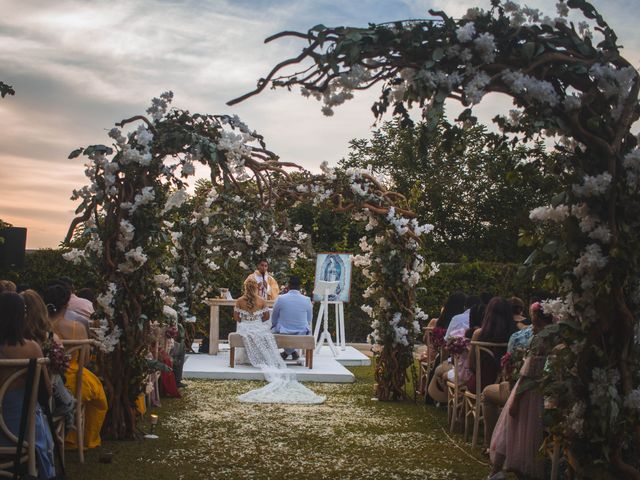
[1,0,637,248]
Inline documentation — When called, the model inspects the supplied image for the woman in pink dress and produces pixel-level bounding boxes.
[487,303,554,480]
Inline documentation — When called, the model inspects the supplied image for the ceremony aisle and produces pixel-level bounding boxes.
[67,367,489,479]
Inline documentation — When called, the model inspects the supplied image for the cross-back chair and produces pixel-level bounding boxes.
[0,358,48,478]
[463,341,508,448]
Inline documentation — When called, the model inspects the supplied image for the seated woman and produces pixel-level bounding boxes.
[427,303,485,403]
[232,277,324,404]
[510,297,531,331]
[21,289,76,431]
[44,284,108,450]
[488,305,554,479]
[466,297,516,394]
[0,292,56,479]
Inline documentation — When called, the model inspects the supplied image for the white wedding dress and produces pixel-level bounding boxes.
[234,307,325,404]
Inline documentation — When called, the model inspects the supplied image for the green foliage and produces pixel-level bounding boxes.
[341,120,562,262]
[0,249,97,293]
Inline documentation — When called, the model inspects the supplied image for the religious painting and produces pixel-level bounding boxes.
[313,253,352,302]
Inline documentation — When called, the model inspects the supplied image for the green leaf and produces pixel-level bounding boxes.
[68,148,84,159]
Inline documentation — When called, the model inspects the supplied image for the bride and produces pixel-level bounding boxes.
[233,278,325,404]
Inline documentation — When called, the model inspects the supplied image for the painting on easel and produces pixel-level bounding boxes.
[313,253,352,302]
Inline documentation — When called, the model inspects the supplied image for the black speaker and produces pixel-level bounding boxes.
[0,227,27,269]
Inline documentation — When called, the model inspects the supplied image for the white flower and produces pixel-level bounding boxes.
[573,244,608,278]
[588,225,612,244]
[456,22,476,43]
[379,297,390,310]
[572,172,612,197]
[502,70,560,106]
[135,125,154,147]
[624,389,640,411]
[473,33,496,63]
[465,72,491,104]
[163,189,189,213]
[163,305,178,320]
[117,220,135,251]
[62,248,86,265]
[96,283,118,318]
[361,305,374,317]
[529,204,569,223]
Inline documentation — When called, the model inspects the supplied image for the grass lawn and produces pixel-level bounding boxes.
[66,366,490,479]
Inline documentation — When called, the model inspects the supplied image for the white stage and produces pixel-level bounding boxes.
[183,344,370,383]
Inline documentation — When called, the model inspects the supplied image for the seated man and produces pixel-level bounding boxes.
[271,276,312,361]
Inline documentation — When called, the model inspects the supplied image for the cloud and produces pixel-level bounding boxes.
[0,0,637,248]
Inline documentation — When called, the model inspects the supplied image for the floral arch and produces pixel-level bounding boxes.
[227,0,640,476]
[64,92,436,439]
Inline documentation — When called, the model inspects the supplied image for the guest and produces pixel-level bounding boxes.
[57,277,93,331]
[0,279,17,293]
[482,302,554,449]
[427,303,485,403]
[510,297,530,331]
[20,289,76,429]
[445,295,482,339]
[0,292,56,479]
[466,297,516,394]
[44,284,107,450]
[430,291,466,330]
[171,322,187,388]
[271,276,312,361]
[488,304,554,479]
[244,259,280,301]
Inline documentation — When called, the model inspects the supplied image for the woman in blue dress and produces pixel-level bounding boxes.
[0,292,56,479]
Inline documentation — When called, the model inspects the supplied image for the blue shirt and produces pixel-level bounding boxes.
[507,326,533,354]
[271,290,313,334]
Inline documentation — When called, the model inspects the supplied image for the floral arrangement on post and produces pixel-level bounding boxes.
[231,0,640,474]
[42,339,70,376]
[445,336,470,356]
[429,327,447,352]
[64,93,300,439]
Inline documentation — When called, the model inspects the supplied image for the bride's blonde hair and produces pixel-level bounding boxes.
[244,278,260,310]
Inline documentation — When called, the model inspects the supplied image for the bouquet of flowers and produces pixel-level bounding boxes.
[164,325,179,340]
[501,346,527,385]
[429,327,447,350]
[445,336,470,356]
[42,339,70,376]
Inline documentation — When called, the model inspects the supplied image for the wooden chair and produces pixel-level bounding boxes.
[0,358,49,478]
[463,341,507,448]
[419,327,443,400]
[61,339,98,464]
[445,351,466,432]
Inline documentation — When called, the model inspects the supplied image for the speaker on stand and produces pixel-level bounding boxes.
[0,227,27,269]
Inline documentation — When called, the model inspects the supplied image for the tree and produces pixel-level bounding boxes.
[342,120,562,262]
[231,1,640,476]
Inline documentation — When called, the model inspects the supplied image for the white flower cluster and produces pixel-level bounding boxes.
[565,401,586,437]
[146,91,173,122]
[502,1,566,29]
[96,282,118,318]
[386,207,410,236]
[540,297,572,321]
[529,204,569,223]
[163,189,189,213]
[572,172,612,197]
[590,63,638,120]
[391,312,410,347]
[163,305,178,320]
[589,367,621,422]
[93,324,122,353]
[502,70,560,106]
[218,130,253,173]
[624,389,640,411]
[117,220,135,252]
[414,306,429,322]
[573,244,608,289]
[301,64,371,116]
[62,248,86,265]
[118,246,148,273]
[623,148,640,189]
[361,305,374,317]
[465,72,491,104]
[401,255,426,288]
[121,186,155,213]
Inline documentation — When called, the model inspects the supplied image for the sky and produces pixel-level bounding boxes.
[0,0,638,249]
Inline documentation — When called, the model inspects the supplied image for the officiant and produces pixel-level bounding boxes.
[244,258,280,300]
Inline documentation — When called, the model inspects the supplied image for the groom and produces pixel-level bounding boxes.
[271,276,312,361]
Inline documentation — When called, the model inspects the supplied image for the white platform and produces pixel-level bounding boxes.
[183,345,369,383]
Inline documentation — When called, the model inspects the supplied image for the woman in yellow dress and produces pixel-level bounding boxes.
[44,284,108,450]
